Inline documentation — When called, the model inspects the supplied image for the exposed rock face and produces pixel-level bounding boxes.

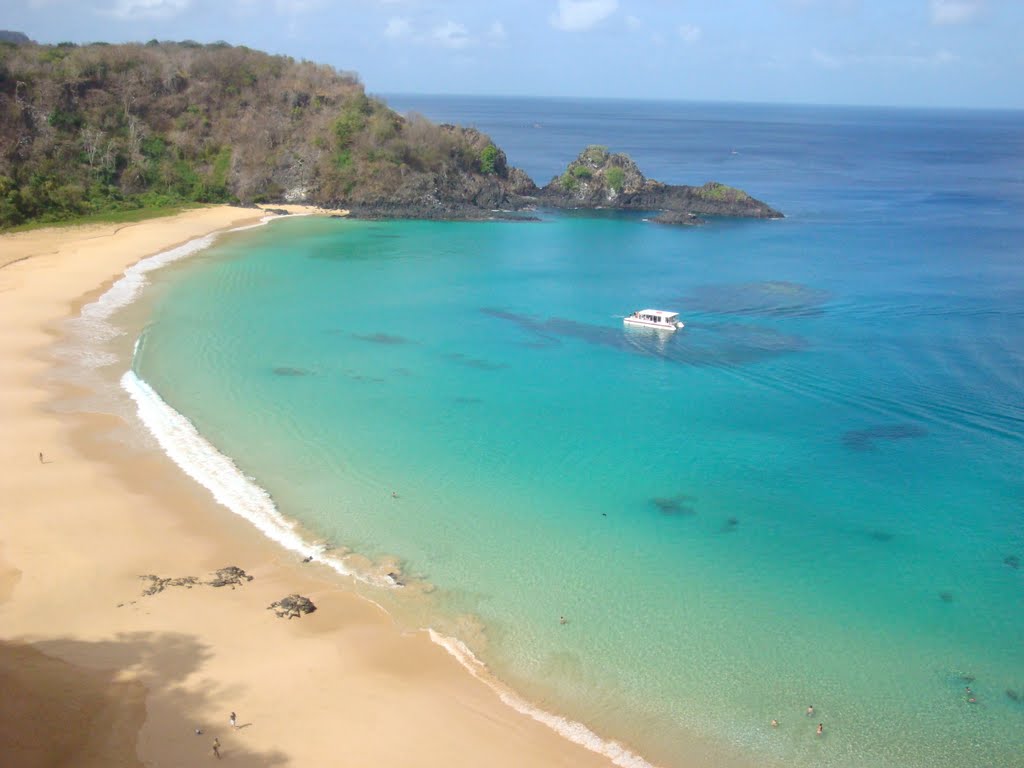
[341,158,539,220]
[538,145,783,222]
[651,210,704,226]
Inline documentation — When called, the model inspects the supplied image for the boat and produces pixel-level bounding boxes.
[623,309,685,331]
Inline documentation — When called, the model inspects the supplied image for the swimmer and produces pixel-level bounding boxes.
[559,616,567,625]
[806,705,814,717]
[770,719,778,728]
[817,723,823,736]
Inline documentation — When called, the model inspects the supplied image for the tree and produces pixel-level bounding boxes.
[479,144,499,175]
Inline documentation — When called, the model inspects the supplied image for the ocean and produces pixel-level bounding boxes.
[89,97,1024,767]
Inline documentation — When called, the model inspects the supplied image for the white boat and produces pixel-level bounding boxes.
[623,309,685,331]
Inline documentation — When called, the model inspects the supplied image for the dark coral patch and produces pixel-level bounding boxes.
[842,424,928,451]
[443,352,508,371]
[651,495,697,516]
[352,332,410,345]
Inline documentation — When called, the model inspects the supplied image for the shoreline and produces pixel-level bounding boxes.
[0,205,647,767]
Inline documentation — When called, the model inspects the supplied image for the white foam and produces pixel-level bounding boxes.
[428,629,659,768]
[121,370,387,586]
[74,213,286,350]
[62,210,382,586]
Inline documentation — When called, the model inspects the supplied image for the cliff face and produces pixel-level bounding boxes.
[540,145,783,221]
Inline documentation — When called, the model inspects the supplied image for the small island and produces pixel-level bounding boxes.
[539,145,783,224]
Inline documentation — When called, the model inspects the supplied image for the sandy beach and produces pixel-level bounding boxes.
[0,205,621,768]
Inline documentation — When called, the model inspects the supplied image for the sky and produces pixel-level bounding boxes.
[3,0,1022,108]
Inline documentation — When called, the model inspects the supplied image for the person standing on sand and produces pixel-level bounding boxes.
[212,738,221,759]
[38,451,43,463]
[229,712,237,729]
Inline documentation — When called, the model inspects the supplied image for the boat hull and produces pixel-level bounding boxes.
[623,318,684,331]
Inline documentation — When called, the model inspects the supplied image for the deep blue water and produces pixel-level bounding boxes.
[128,97,1024,768]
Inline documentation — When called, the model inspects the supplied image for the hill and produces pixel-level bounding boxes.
[0,40,533,226]
[0,40,781,227]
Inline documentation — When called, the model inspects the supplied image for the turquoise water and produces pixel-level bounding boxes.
[127,101,1024,768]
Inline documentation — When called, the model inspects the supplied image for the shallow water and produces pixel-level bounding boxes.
[124,100,1024,768]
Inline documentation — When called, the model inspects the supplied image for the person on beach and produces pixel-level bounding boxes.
[806,705,814,717]
[229,712,237,729]
[38,451,43,463]
[212,738,221,759]
[817,723,824,736]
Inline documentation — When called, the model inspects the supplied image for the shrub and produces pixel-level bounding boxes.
[479,144,499,175]
[606,167,625,193]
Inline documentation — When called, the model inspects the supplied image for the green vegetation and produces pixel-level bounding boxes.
[2,202,202,234]
[605,167,626,193]
[571,165,592,180]
[580,145,608,164]
[696,182,750,202]
[479,144,499,175]
[0,40,513,228]
[560,172,580,192]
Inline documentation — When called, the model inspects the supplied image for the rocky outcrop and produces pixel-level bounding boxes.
[337,140,540,221]
[537,145,782,222]
[268,594,317,619]
[651,210,704,227]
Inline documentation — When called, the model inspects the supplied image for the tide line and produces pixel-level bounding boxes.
[428,629,659,768]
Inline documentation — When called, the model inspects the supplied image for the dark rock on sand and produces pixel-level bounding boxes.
[208,566,253,588]
[139,574,199,596]
[268,594,317,619]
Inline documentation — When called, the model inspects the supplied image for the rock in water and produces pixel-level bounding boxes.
[268,594,317,619]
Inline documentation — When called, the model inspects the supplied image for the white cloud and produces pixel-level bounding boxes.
[930,0,982,25]
[103,0,190,19]
[678,24,701,43]
[431,20,472,49]
[810,46,959,69]
[384,16,412,38]
[550,0,618,31]
[811,48,842,68]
